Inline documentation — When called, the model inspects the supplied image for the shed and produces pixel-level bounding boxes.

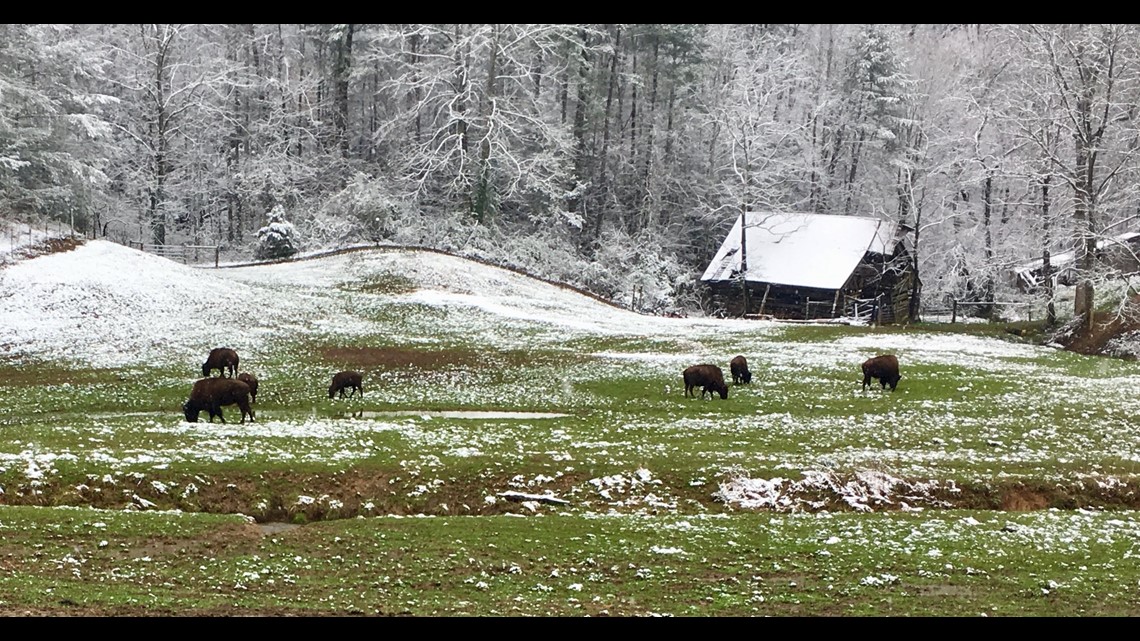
[1012,232,1140,292]
[700,211,916,323]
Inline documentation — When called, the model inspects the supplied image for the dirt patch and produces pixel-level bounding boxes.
[1056,297,1140,358]
[1000,486,1052,511]
[323,346,484,370]
[1,235,85,267]
[320,345,584,371]
[4,468,1139,523]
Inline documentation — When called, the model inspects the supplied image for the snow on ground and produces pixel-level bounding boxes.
[0,241,772,368]
[0,241,320,368]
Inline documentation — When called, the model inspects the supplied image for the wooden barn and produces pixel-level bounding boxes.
[1012,232,1140,293]
[700,211,917,323]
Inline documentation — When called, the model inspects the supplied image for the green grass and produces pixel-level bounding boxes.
[1,506,1137,616]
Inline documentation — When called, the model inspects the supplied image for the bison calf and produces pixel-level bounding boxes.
[183,377,255,424]
[329,371,363,399]
[861,354,901,391]
[729,355,752,385]
[683,364,729,400]
[202,347,239,378]
[237,372,259,403]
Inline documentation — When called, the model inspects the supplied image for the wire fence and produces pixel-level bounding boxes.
[2,218,77,258]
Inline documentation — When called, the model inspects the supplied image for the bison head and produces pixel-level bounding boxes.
[328,384,337,399]
[715,382,729,399]
[740,371,752,384]
[183,401,201,423]
[201,362,211,378]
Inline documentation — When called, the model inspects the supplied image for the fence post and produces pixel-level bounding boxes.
[215,246,220,268]
[951,299,958,324]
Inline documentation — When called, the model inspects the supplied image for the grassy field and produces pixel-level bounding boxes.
[1,241,1139,616]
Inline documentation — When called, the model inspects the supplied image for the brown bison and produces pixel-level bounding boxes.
[683,364,729,400]
[202,348,239,378]
[328,371,363,399]
[729,355,752,385]
[237,372,259,403]
[183,377,255,424]
[861,354,901,391]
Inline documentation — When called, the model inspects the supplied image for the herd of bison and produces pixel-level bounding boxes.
[683,353,901,399]
[181,347,363,424]
[182,348,901,424]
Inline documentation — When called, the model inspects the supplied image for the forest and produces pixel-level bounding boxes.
[3,24,1139,325]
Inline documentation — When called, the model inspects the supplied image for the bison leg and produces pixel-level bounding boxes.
[239,399,253,423]
[862,374,871,391]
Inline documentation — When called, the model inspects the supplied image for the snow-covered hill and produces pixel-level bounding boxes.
[0,240,763,369]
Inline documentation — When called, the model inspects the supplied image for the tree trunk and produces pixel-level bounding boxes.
[1041,175,1056,326]
[474,24,500,224]
[843,129,866,216]
[591,25,622,245]
[333,24,355,157]
[982,170,995,316]
[638,34,660,230]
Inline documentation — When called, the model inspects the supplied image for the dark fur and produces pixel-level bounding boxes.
[729,355,752,385]
[861,354,901,391]
[183,377,255,424]
[328,371,364,399]
[202,348,239,378]
[683,364,729,400]
[237,372,259,403]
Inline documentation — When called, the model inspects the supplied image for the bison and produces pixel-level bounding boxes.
[328,371,363,399]
[861,354,901,391]
[202,348,239,378]
[183,377,255,424]
[683,364,729,400]
[237,372,259,403]
[729,355,752,385]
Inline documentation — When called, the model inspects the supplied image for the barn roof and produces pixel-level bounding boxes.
[700,212,905,290]
[1013,232,1140,277]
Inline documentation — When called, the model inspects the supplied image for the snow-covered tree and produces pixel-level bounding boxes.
[255,205,299,259]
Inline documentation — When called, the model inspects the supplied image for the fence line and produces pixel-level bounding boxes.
[921,299,1037,324]
[126,241,221,267]
[4,218,76,256]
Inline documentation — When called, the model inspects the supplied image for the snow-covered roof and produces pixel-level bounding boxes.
[700,212,903,290]
[1013,232,1140,277]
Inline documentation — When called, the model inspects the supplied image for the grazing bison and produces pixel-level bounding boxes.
[683,364,729,400]
[237,372,259,403]
[861,354,901,391]
[328,371,364,399]
[183,377,255,424]
[729,355,752,385]
[202,348,239,378]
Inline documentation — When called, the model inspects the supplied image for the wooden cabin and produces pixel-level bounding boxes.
[700,211,917,323]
